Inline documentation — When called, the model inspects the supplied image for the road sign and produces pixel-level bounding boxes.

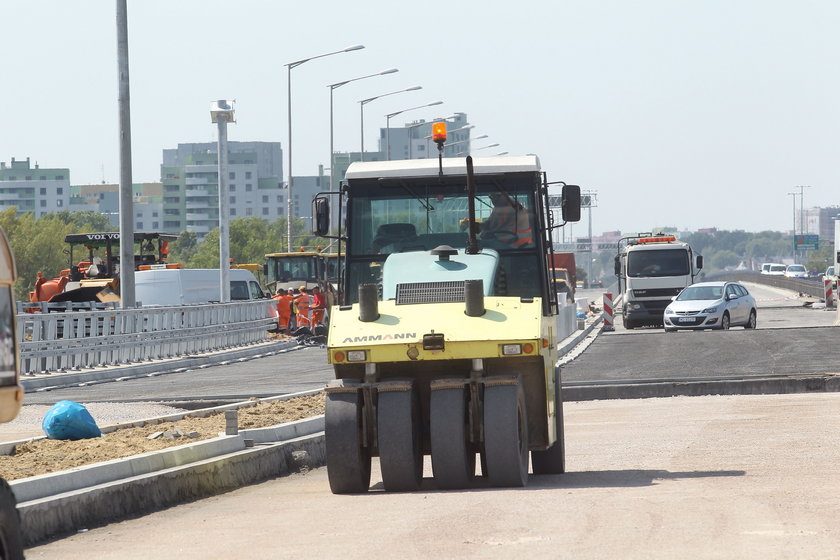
[794,234,819,250]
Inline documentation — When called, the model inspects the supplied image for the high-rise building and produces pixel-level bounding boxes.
[160,142,284,235]
[0,157,70,217]
[70,183,164,230]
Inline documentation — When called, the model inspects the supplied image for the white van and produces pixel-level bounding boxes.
[134,268,267,306]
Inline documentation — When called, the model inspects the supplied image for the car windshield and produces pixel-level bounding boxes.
[770,265,785,272]
[787,265,805,272]
[677,285,723,301]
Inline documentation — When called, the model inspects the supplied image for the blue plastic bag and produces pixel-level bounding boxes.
[42,400,102,440]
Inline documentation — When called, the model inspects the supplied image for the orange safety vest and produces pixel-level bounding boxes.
[294,293,312,327]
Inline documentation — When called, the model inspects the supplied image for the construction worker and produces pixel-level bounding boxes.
[463,192,533,248]
[272,287,294,332]
[294,286,312,329]
[310,285,327,326]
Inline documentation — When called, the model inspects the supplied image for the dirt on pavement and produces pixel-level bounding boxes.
[0,393,325,481]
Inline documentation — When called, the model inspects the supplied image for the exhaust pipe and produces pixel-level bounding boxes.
[359,284,380,322]
[464,279,485,317]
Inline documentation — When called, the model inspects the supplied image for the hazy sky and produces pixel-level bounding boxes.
[3,1,838,235]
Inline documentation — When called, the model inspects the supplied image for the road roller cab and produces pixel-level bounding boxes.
[313,139,580,493]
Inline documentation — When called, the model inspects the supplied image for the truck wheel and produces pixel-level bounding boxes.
[531,370,565,475]
[483,378,529,487]
[0,479,23,560]
[430,385,475,489]
[326,388,371,494]
[623,317,636,329]
[377,382,423,492]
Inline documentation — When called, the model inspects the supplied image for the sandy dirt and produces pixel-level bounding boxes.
[0,394,325,481]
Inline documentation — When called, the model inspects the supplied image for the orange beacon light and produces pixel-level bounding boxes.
[432,122,447,145]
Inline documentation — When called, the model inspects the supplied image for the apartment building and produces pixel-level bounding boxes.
[0,157,70,217]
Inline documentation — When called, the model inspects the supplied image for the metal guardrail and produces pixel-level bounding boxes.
[704,271,828,299]
[16,301,277,375]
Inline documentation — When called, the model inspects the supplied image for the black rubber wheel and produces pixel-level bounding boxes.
[483,379,529,487]
[664,327,676,333]
[531,369,565,475]
[744,310,757,329]
[325,388,371,494]
[377,384,423,492]
[623,317,636,329]
[720,312,730,330]
[430,385,475,489]
[0,479,23,560]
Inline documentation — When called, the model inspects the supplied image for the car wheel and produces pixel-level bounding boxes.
[719,312,730,330]
[744,310,757,329]
[664,328,676,333]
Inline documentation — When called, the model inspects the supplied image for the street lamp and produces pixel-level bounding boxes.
[455,142,499,156]
[359,86,422,161]
[788,191,797,260]
[328,68,397,192]
[446,134,487,155]
[386,101,443,160]
[285,44,364,252]
[210,99,236,302]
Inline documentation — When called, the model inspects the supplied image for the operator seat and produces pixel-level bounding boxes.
[372,223,419,253]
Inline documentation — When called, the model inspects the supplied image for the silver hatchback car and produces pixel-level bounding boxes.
[663,281,757,331]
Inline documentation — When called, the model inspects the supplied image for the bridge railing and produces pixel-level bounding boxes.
[16,301,277,376]
[703,271,827,299]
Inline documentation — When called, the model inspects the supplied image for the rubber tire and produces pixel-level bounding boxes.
[531,369,565,475]
[430,385,475,489]
[325,389,371,494]
[624,317,636,330]
[483,379,529,488]
[720,312,730,330]
[377,385,423,492]
[744,310,757,329]
[664,328,676,333]
[0,479,23,560]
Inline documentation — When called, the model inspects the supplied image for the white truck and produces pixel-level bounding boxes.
[134,268,267,306]
[614,233,703,329]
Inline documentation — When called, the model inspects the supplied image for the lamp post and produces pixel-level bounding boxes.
[386,101,443,160]
[359,86,422,161]
[329,68,397,192]
[285,44,364,252]
[788,191,797,260]
[794,185,812,261]
[455,142,499,156]
[211,100,236,302]
[447,134,487,155]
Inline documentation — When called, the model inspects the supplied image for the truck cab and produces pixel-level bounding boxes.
[615,234,703,329]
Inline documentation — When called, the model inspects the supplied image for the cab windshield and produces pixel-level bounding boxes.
[342,175,542,303]
[627,249,690,277]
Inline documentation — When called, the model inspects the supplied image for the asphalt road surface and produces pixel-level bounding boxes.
[26,392,840,560]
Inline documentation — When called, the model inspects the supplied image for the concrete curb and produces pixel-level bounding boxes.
[564,374,840,401]
[22,339,299,392]
[557,315,603,358]
[18,432,326,546]
[11,416,325,504]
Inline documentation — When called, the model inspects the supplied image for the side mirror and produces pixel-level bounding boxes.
[312,197,330,237]
[613,256,620,275]
[562,184,581,223]
[696,255,704,270]
[262,263,268,276]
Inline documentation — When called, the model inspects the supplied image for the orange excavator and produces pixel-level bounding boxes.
[30,232,180,304]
